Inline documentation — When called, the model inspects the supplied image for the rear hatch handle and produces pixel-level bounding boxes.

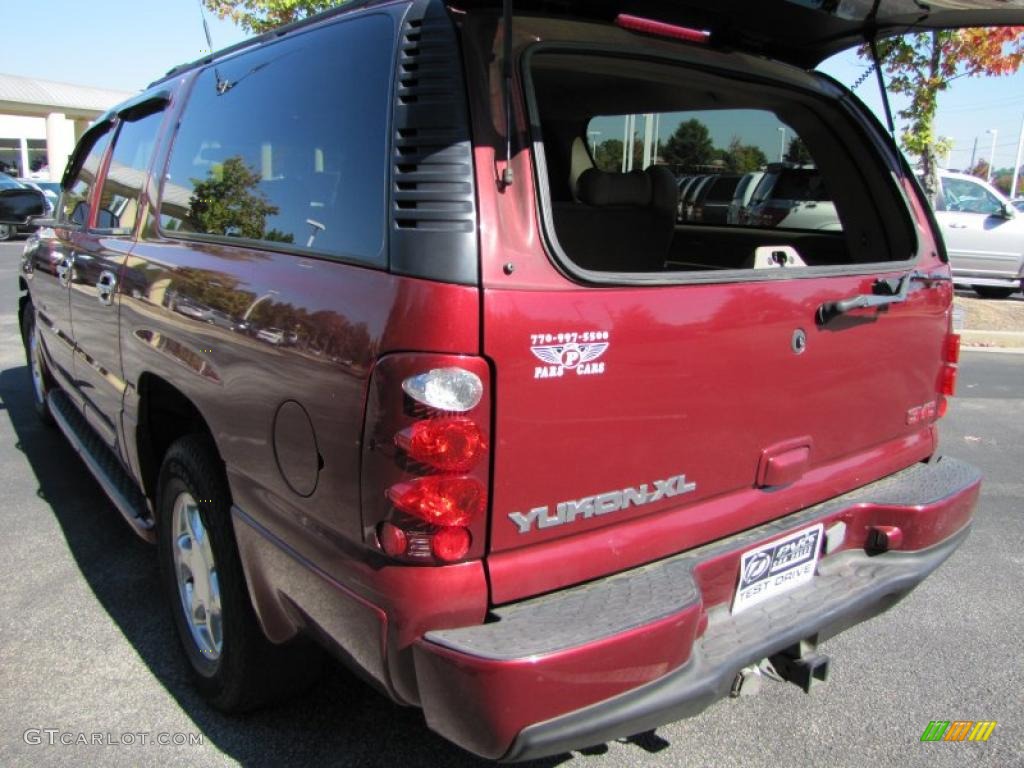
[816,271,951,325]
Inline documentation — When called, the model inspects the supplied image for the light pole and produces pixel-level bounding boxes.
[1011,112,1024,199]
[777,127,787,162]
[986,128,997,183]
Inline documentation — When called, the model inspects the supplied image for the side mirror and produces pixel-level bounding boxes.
[999,202,1017,219]
[0,187,46,224]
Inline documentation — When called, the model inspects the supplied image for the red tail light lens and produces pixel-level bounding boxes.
[431,527,471,562]
[388,476,486,527]
[940,364,958,396]
[396,418,486,472]
[945,333,961,364]
[377,522,408,557]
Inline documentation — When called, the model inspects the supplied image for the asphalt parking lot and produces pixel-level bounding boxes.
[0,239,1021,768]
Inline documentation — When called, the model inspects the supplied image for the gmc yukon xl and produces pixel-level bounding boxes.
[17,0,1019,759]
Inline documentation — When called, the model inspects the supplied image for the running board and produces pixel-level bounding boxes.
[47,390,155,543]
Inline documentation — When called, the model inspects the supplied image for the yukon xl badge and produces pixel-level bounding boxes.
[530,330,609,379]
[508,473,696,534]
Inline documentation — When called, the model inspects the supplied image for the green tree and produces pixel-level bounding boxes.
[662,119,715,170]
[203,0,344,34]
[862,28,1024,196]
[784,137,813,166]
[188,156,287,241]
[721,138,768,173]
[593,139,624,172]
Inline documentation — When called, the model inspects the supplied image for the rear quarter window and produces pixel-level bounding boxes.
[159,13,395,265]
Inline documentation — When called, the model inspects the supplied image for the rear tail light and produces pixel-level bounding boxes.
[937,329,961,417]
[395,417,486,472]
[945,333,961,364]
[756,205,788,228]
[387,476,486,527]
[940,364,958,396]
[431,526,471,562]
[361,355,490,565]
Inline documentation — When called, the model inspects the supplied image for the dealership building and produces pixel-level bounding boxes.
[0,72,131,182]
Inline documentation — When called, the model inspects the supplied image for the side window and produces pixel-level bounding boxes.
[59,126,113,226]
[96,110,164,232]
[943,177,1002,215]
[159,13,394,264]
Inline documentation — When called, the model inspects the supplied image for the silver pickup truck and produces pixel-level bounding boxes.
[934,170,1024,299]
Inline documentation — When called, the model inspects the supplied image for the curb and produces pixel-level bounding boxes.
[960,329,1024,351]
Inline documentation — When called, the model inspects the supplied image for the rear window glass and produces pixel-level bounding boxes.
[159,14,394,265]
[530,50,912,277]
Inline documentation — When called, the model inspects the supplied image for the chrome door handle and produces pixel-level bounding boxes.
[948,223,969,229]
[56,255,74,287]
[97,269,118,306]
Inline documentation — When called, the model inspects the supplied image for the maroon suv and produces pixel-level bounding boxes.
[17,0,1017,760]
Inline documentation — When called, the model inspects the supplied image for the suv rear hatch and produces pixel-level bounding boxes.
[458,5,991,604]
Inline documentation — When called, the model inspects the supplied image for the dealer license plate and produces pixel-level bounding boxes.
[732,523,824,614]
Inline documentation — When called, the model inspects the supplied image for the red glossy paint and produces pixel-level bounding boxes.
[486,429,934,604]
[413,604,702,759]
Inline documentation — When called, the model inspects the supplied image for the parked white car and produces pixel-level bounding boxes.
[933,171,1023,299]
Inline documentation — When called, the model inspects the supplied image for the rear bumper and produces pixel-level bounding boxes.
[413,456,980,760]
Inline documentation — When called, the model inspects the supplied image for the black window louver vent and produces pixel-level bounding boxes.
[389,0,478,285]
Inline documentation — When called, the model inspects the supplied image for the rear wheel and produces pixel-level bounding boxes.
[20,305,54,425]
[157,435,322,712]
[0,224,13,241]
[972,285,1017,299]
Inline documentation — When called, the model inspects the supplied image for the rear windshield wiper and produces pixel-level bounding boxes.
[816,270,951,325]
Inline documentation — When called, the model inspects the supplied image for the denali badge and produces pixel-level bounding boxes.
[508,473,696,534]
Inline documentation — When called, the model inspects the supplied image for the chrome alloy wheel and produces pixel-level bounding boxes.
[29,318,45,405]
[172,492,223,660]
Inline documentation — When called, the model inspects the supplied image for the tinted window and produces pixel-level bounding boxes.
[160,14,394,264]
[97,110,164,232]
[60,127,113,226]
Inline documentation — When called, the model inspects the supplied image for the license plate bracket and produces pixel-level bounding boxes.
[732,523,824,614]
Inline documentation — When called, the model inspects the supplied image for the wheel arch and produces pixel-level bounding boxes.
[135,372,222,512]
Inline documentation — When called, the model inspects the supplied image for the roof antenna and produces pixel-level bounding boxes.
[501,0,514,187]
[197,0,215,56]
[197,0,234,94]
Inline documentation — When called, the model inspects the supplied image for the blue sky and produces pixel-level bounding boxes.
[5,1,1024,171]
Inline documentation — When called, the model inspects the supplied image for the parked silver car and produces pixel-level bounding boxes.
[933,171,1023,299]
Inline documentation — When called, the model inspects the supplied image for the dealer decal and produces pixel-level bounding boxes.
[530,330,609,379]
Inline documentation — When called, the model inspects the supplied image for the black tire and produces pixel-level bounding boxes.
[972,285,1017,300]
[156,435,322,712]
[20,304,55,425]
[0,223,13,242]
